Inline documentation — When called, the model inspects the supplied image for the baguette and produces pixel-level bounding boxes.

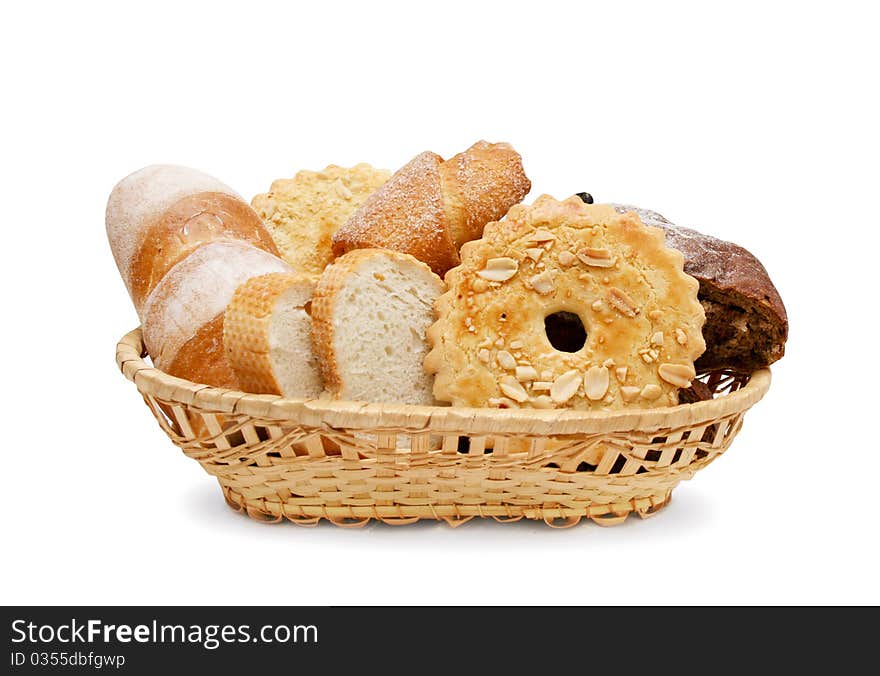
[106,164,279,317]
[141,241,292,387]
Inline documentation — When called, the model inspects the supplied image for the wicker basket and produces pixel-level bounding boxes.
[116,328,771,528]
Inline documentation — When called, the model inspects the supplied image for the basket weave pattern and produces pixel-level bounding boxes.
[117,329,770,528]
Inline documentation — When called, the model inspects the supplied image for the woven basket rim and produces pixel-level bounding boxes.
[117,327,771,434]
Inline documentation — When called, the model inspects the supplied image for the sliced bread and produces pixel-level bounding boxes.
[224,273,323,398]
[311,249,445,405]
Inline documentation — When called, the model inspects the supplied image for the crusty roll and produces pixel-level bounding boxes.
[331,141,531,276]
[106,164,279,317]
[141,241,292,388]
[223,273,323,398]
[311,249,445,405]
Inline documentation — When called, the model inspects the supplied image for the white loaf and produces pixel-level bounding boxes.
[142,241,292,377]
[106,164,239,285]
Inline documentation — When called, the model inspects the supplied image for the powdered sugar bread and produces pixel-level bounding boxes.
[224,273,323,398]
[251,164,390,275]
[141,241,292,388]
[106,164,279,317]
[311,249,445,405]
[425,196,706,410]
[332,141,530,276]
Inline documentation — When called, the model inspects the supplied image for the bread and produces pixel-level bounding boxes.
[223,273,323,398]
[106,164,279,316]
[612,204,788,372]
[251,164,390,275]
[425,196,706,409]
[141,241,292,388]
[332,141,531,276]
[311,249,445,405]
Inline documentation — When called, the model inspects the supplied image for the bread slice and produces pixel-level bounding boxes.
[311,249,445,405]
[224,273,323,398]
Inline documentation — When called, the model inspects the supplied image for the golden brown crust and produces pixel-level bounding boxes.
[331,152,461,275]
[425,196,706,410]
[251,164,390,276]
[141,241,293,385]
[332,141,530,276]
[439,141,532,248]
[223,273,317,395]
[166,314,239,389]
[129,192,278,312]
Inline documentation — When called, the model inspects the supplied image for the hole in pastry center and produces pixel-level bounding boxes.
[544,311,587,352]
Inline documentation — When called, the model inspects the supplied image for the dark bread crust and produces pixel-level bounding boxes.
[612,204,788,373]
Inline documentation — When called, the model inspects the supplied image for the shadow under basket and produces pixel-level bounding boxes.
[117,328,770,528]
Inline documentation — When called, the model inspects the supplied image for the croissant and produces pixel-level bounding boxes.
[331,140,530,276]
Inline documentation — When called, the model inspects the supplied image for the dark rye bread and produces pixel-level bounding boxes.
[612,204,788,373]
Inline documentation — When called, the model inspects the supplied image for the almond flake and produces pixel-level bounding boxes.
[607,287,639,317]
[620,386,641,403]
[496,350,517,369]
[540,370,554,381]
[675,329,688,345]
[489,396,520,409]
[640,384,662,400]
[651,331,665,346]
[333,179,353,200]
[499,375,529,402]
[515,365,538,382]
[525,248,544,262]
[584,366,610,401]
[528,271,555,295]
[557,250,576,266]
[577,247,616,268]
[477,348,490,363]
[658,363,696,388]
[550,369,581,404]
[528,228,556,243]
[477,257,519,282]
[531,381,552,392]
[615,366,628,382]
[531,395,556,409]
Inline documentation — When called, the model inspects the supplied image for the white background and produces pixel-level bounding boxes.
[2,1,877,605]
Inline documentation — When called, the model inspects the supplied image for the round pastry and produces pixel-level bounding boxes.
[425,195,707,409]
[251,164,390,276]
